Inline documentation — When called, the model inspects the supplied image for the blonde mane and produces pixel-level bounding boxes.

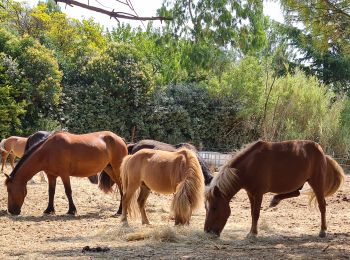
[206,141,263,199]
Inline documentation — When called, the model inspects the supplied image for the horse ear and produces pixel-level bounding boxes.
[3,173,10,179]
[213,186,221,197]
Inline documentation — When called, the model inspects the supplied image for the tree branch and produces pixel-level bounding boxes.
[55,0,172,21]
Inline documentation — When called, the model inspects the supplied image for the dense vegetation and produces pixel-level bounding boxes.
[0,0,349,155]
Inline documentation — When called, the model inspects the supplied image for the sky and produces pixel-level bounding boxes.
[22,0,284,29]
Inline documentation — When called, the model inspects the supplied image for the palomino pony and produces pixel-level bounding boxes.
[0,136,27,172]
[4,131,127,215]
[127,139,213,185]
[204,140,344,238]
[120,148,204,226]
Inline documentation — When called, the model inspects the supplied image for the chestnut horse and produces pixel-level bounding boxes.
[25,131,98,184]
[204,140,344,238]
[4,131,127,215]
[0,136,27,172]
[127,139,213,185]
[120,148,204,226]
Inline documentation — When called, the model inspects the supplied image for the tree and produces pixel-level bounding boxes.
[55,0,172,21]
[159,0,268,54]
[280,0,350,54]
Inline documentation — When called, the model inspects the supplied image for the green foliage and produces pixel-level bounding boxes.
[159,0,268,54]
[0,27,62,136]
[62,43,153,139]
[0,0,349,158]
[280,0,350,55]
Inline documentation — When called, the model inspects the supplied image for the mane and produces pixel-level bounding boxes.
[8,137,48,180]
[206,140,264,198]
[24,131,52,152]
[206,166,240,199]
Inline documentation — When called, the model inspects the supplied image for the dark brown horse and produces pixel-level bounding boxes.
[127,139,213,185]
[204,140,344,238]
[4,131,127,215]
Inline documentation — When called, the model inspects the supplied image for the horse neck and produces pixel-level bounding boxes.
[12,150,44,185]
[216,167,243,200]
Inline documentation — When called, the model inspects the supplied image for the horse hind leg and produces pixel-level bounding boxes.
[104,164,123,215]
[121,182,140,226]
[308,179,327,237]
[1,152,9,172]
[9,153,15,170]
[138,184,151,225]
[61,176,77,215]
[269,187,303,208]
[44,174,57,214]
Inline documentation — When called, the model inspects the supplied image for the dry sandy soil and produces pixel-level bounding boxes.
[0,165,349,259]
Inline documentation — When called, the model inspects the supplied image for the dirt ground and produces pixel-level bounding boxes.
[0,165,349,260]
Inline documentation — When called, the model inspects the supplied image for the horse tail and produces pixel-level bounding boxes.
[0,139,6,152]
[309,155,345,203]
[171,149,205,224]
[98,165,115,193]
[120,155,139,218]
[324,155,344,197]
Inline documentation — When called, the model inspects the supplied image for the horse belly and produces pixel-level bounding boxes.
[141,166,176,194]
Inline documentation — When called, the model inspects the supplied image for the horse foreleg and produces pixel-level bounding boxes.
[138,184,151,225]
[44,174,57,214]
[61,176,77,215]
[269,188,302,208]
[9,153,15,170]
[247,192,263,237]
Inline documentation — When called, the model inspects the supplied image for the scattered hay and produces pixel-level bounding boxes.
[126,226,178,242]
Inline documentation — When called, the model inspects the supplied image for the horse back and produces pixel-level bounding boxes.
[128,149,188,194]
[236,140,326,194]
[39,131,127,175]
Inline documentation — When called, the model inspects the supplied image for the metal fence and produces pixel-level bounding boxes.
[198,151,232,169]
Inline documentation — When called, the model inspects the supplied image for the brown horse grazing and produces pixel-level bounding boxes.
[120,148,204,226]
[4,131,127,216]
[204,140,344,238]
[0,136,27,172]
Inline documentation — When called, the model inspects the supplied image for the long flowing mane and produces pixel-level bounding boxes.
[8,138,48,180]
[206,141,264,198]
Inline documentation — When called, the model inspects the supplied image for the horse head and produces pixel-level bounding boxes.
[4,174,27,215]
[204,185,231,236]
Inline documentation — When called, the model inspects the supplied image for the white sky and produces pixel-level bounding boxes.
[22,0,284,29]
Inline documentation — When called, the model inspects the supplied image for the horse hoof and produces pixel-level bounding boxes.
[246,232,257,238]
[121,220,129,227]
[319,230,327,238]
[43,209,55,215]
[67,211,77,215]
[269,198,280,208]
